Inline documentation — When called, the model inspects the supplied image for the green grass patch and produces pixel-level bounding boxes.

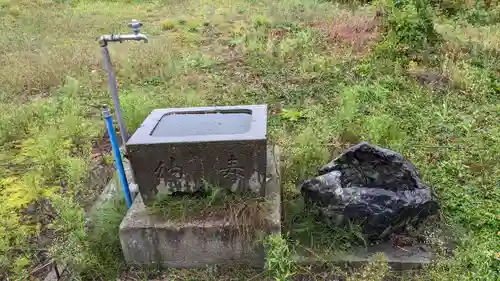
[49,195,128,280]
[284,198,367,254]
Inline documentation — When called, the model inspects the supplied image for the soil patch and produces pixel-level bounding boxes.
[311,13,381,54]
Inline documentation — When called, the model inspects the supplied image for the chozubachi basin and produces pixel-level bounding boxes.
[126,104,268,205]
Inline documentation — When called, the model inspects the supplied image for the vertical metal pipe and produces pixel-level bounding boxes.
[101,46,129,147]
[103,106,133,208]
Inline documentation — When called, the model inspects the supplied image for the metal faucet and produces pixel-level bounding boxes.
[99,19,148,147]
[99,19,149,47]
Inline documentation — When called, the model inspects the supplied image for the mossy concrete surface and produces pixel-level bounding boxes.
[295,241,432,271]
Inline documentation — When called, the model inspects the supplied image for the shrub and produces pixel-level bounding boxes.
[377,0,442,62]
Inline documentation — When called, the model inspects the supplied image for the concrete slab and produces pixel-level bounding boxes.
[119,146,281,268]
[295,242,432,271]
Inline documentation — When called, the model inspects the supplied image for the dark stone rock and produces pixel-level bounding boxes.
[127,105,267,205]
[300,142,439,241]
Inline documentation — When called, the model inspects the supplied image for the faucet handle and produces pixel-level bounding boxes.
[128,19,143,34]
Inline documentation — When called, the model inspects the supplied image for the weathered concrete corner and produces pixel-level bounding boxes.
[119,146,281,268]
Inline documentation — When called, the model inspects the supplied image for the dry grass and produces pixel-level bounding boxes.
[311,11,382,55]
[0,0,161,102]
[225,197,272,242]
[151,189,272,243]
[435,19,500,51]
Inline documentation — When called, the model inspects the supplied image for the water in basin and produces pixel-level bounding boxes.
[150,109,252,137]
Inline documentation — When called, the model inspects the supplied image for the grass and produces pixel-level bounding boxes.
[49,195,128,280]
[151,187,265,219]
[150,187,271,244]
[284,198,367,254]
[0,0,499,280]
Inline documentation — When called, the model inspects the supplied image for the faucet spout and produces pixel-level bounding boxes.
[135,33,148,43]
[98,33,148,46]
[98,20,148,46]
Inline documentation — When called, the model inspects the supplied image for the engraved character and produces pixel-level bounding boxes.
[218,154,244,191]
[167,157,183,180]
[153,161,167,193]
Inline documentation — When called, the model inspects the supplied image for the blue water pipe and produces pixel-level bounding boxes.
[103,106,133,208]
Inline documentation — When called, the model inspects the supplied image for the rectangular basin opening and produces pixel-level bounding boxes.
[150,109,253,137]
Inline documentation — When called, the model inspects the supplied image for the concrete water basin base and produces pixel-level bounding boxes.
[119,146,281,268]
